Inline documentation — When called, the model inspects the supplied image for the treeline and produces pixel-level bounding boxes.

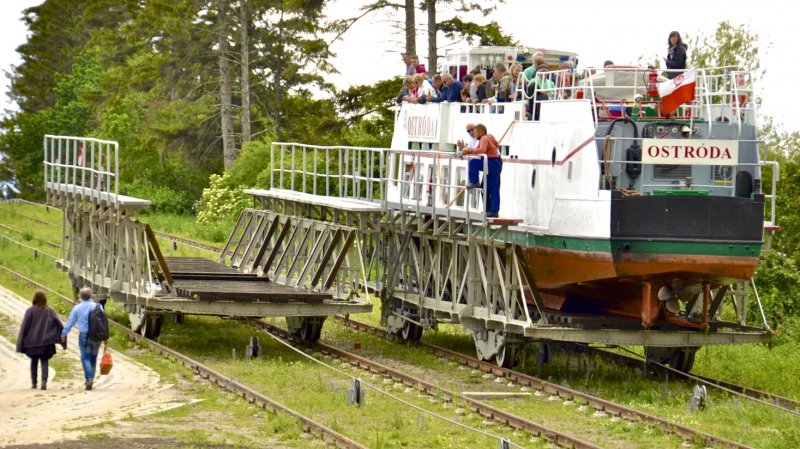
[2,5,800,337]
[0,0,401,212]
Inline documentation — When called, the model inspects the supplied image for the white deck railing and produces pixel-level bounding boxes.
[43,134,120,209]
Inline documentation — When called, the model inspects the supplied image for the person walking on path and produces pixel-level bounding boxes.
[16,290,64,390]
[61,287,108,390]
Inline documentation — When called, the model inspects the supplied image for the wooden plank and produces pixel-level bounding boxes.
[244,188,382,213]
[145,224,173,285]
[172,279,329,303]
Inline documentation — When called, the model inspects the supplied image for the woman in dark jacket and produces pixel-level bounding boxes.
[16,290,64,390]
[666,31,688,79]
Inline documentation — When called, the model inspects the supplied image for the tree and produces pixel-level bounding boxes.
[216,0,237,169]
[240,0,252,143]
[438,18,517,46]
[420,0,503,72]
[249,0,334,141]
[690,21,762,75]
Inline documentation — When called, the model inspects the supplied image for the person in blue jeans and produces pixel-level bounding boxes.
[61,287,108,390]
[456,123,502,217]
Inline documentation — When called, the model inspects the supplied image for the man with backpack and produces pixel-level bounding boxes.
[61,287,109,390]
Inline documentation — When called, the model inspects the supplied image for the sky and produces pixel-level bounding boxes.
[1,1,797,133]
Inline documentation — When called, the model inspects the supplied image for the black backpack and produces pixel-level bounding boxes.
[88,304,109,342]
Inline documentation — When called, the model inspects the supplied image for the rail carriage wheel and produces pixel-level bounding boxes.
[494,341,520,369]
[471,328,522,368]
[644,346,699,373]
[287,316,325,343]
[399,320,423,342]
[386,301,424,343]
[129,308,163,339]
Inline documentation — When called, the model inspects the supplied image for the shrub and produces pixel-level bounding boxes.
[752,250,800,342]
[122,178,194,214]
[195,173,249,224]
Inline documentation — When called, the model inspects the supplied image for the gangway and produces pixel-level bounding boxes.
[43,135,371,340]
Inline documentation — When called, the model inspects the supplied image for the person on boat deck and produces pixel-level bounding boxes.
[603,60,614,68]
[431,74,464,103]
[457,124,502,218]
[557,60,574,99]
[486,63,512,102]
[460,122,479,148]
[665,31,688,79]
[419,74,443,104]
[522,51,545,84]
[396,76,414,104]
[468,68,481,98]
[509,63,523,101]
[472,74,488,103]
[401,74,432,103]
[402,53,416,76]
[460,74,474,102]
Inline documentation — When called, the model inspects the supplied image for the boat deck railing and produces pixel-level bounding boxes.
[268,142,515,226]
[523,66,756,132]
[269,142,385,205]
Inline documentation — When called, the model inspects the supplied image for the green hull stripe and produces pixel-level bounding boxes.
[506,230,761,257]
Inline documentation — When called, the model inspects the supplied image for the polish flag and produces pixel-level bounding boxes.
[657,69,696,116]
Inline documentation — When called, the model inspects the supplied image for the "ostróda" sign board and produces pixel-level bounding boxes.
[641,139,738,166]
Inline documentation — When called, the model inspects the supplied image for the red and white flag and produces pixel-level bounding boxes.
[657,69,696,116]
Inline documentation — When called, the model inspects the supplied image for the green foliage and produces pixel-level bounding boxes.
[196,173,249,224]
[225,139,273,189]
[438,18,518,46]
[1,48,101,197]
[753,251,800,337]
[690,21,762,79]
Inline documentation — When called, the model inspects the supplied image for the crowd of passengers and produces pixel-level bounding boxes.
[398,31,689,117]
[398,50,574,120]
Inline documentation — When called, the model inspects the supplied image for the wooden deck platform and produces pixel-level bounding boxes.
[46,181,151,209]
[166,257,330,303]
[245,188,382,213]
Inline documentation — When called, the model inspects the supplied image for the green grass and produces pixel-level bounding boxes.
[140,212,235,245]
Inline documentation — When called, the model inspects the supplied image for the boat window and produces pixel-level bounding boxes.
[567,161,573,181]
[652,164,691,181]
[711,165,733,186]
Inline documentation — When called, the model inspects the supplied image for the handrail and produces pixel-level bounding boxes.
[42,134,120,210]
[269,142,385,204]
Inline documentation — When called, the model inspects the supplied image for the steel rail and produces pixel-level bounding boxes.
[152,231,224,254]
[582,344,800,413]
[0,204,61,228]
[333,316,757,449]
[0,264,366,449]
[0,203,223,255]
[257,321,606,449]
[0,223,61,249]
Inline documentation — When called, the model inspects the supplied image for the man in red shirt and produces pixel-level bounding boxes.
[457,124,502,217]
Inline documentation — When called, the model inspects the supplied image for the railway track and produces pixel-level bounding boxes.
[578,344,800,413]
[258,320,606,449]
[0,222,61,249]
[0,264,365,449]
[2,202,795,446]
[0,201,224,254]
[333,316,768,449]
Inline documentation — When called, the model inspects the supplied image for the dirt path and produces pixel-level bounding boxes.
[0,285,187,447]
